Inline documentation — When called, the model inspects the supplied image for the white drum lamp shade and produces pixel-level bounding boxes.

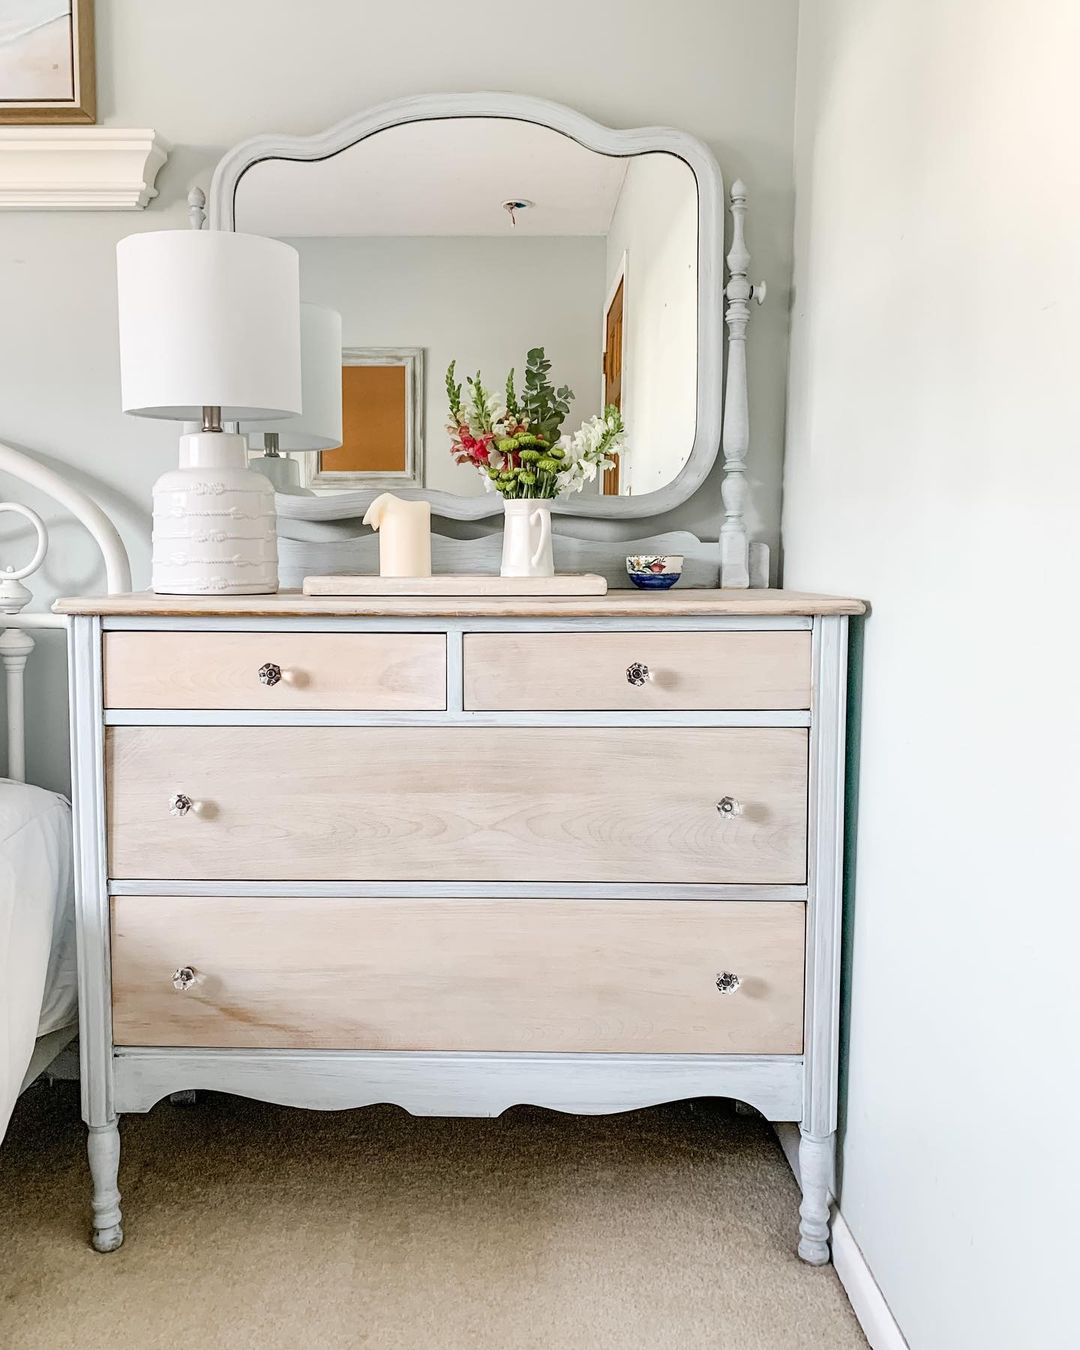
[246,304,343,495]
[115,228,302,596]
[116,230,302,420]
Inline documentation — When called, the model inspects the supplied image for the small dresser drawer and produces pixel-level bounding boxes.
[463,631,811,711]
[103,632,446,710]
[106,726,808,883]
[111,896,805,1053]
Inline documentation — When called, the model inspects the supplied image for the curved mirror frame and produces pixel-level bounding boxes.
[209,92,724,523]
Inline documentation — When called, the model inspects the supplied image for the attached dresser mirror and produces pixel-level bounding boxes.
[208,93,764,585]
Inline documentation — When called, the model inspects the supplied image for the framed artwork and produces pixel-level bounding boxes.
[0,0,96,125]
[298,347,425,493]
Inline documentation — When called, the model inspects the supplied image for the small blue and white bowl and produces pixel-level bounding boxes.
[626,554,684,589]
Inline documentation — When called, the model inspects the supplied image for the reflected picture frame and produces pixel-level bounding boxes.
[297,346,425,494]
[0,0,96,125]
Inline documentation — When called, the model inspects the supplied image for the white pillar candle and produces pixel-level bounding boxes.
[362,493,432,578]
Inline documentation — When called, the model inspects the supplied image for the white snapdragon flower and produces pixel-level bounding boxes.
[553,409,625,494]
[465,389,506,438]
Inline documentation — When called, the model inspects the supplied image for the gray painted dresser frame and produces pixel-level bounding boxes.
[68,606,848,1263]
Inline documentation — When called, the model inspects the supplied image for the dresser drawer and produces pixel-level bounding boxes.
[463,631,811,711]
[111,896,805,1053]
[107,726,808,883]
[102,632,446,711]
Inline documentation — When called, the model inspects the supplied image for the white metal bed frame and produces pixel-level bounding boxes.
[0,441,131,782]
[0,441,131,1092]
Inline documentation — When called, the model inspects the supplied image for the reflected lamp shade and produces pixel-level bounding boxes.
[247,304,343,451]
[115,228,302,597]
[116,230,302,420]
[245,303,343,495]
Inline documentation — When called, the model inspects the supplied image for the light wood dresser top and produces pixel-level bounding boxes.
[54,587,866,618]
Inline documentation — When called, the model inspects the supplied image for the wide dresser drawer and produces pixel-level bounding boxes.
[463,631,812,711]
[110,896,806,1053]
[103,632,446,710]
[106,726,808,883]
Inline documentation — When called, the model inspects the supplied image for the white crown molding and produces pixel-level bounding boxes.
[0,128,169,210]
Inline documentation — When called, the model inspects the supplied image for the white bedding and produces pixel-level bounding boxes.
[0,779,76,1141]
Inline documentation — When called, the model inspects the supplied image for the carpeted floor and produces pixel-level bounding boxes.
[0,1084,866,1350]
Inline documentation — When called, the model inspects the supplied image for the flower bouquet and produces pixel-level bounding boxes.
[446,347,627,579]
[445,347,625,499]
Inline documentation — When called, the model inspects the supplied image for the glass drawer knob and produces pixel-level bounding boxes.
[715,971,742,995]
[258,662,282,686]
[172,966,198,992]
[169,793,194,816]
[626,662,651,686]
[715,796,744,818]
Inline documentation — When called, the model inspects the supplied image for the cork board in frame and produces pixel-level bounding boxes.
[298,346,425,493]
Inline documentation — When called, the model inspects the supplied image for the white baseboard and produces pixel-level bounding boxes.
[831,1209,910,1350]
[773,1123,909,1350]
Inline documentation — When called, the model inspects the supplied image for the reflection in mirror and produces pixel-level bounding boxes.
[298,348,424,491]
[233,117,698,499]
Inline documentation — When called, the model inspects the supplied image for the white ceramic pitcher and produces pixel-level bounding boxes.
[500,498,554,578]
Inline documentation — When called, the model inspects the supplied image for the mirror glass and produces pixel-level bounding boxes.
[234,117,698,500]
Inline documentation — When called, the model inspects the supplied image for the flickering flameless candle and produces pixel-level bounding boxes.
[362,493,432,577]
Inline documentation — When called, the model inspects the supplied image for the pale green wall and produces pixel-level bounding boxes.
[784,2,1080,1345]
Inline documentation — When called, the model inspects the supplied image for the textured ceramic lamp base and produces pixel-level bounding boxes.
[152,432,277,595]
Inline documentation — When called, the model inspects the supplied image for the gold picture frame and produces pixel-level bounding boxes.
[0,0,96,125]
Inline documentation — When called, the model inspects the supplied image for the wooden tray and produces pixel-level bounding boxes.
[302,574,609,597]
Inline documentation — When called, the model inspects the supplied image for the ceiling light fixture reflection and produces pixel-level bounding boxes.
[502,199,534,228]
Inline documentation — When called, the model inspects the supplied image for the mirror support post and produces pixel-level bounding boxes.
[187,186,206,230]
[721,178,757,589]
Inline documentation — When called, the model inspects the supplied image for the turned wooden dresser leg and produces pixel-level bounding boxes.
[797,1128,833,1265]
[87,1119,123,1252]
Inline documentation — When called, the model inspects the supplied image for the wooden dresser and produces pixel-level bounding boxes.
[55,589,864,1261]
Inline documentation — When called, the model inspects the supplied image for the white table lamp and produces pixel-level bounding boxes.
[116,229,301,594]
[246,303,343,494]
